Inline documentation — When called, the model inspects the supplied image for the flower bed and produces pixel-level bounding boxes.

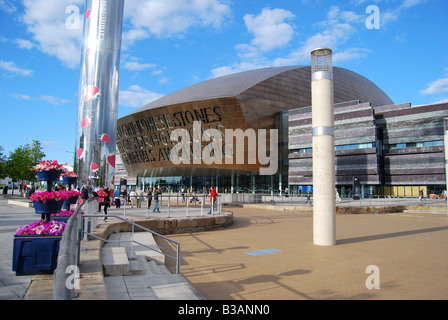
[30,160,68,173]
[64,190,82,205]
[29,190,71,203]
[50,209,84,224]
[62,172,78,185]
[15,219,66,236]
[51,209,84,217]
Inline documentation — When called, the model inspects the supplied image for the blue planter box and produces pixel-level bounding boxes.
[12,235,61,275]
[62,176,78,185]
[33,200,64,215]
[64,196,79,206]
[50,216,69,224]
[37,169,62,182]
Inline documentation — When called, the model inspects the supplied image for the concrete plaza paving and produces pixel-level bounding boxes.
[165,206,448,300]
[0,193,35,300]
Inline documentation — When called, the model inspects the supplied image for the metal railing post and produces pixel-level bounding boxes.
[176,243,181,275]
[186,196,189,217]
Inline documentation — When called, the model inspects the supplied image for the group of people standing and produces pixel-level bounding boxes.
[112,187,161,212]
[93,185,218,220]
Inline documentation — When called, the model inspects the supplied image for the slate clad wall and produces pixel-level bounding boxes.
[289,101,448,188]
[376,102,448,185]
[288,101,379,186]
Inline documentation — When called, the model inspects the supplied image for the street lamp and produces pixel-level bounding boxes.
[311,48,336,246]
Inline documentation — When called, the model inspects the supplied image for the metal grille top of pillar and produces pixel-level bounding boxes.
[443,117,448,135]
[311,48,333,81]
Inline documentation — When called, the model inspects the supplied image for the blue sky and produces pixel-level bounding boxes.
[0,0,447,164]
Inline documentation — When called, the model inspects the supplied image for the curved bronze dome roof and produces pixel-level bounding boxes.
[132,65,393,114]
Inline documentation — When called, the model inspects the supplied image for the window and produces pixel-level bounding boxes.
[384,141,443,150]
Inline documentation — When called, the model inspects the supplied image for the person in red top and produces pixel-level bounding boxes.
[98,187,111,220]
[208,186,218,214]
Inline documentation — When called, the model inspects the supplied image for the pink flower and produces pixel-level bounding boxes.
[15,219,66,236]
[30,160,69,173]
[62,171,79,178]
[29,190,72,203]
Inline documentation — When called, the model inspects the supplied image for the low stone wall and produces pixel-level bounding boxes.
[243,204,407,214]
[93,212,234,237]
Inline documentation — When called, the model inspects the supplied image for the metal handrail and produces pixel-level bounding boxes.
[82,214,181,274]
[53,198,182,300]
[112,193,222,217]
[53,198,91,300]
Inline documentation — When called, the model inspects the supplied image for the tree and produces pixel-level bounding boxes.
[0,145,6,179]
[6,141,46,188]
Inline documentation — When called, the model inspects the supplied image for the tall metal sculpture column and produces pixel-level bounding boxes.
[311,48,336,246]
[76,0,124,189]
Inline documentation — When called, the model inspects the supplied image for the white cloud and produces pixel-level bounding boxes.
[211,5,370,78]
[210,43,271,78]
[158,77,170,84]
[0,60,33,76]
[12,93,32,100]
[40,95,70,106]
[273,4,372,67]
[272,21,358,66]
[0,0,16,13]
[421,69,448,95]
[15,38,35,49]
[12,92,69,105]
[210,8,295,78]
[21,0,84,69]
[244,8,295,52]
[122,59,156,72]
[119,85,164,108]
[333,48,371,63]
[381,0,428,27]
[122,28,150,49]
[124,0,232,38]
[18,0,231,69]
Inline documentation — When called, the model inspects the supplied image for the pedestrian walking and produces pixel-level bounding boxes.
[306,191,312,204]
[208,186,218,214]
[153,187,161,213]
[136,187,143,208]
[129,189,137,208]
[113,188,121,208]
[146,187,153,210]
[99,187,111,221]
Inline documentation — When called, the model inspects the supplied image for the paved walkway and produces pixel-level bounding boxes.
[165,207,448,300]
[0,193,35,300]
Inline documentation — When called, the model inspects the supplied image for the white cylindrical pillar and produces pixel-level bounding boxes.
[311,48,336,246]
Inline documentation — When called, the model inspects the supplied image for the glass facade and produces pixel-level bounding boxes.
[135,113,290,194]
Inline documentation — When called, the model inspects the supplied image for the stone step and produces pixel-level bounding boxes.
[101,247,130,276]
[129,259,143,276]
[146,259,171,275]
[143,275,205,300]
[132,232,165,265]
